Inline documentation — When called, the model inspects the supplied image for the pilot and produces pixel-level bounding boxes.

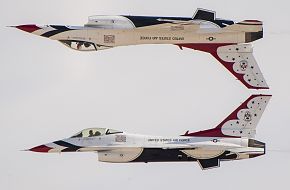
[77,42,83,50]
[84,42,91,48]
[94,131,101,136]
[88,130,94,137]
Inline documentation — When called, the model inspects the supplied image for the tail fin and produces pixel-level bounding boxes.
[177,43,269,89]
[183,94,271,138]
[223,20,263,42]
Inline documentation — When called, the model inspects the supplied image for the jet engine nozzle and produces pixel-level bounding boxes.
[248,139,266,158]
[248,139,265,149]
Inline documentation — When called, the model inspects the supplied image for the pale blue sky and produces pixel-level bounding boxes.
[1,0,289,189]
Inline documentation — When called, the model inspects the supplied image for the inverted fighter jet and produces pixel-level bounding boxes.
[28,94,271,170]
[13,9,268,89]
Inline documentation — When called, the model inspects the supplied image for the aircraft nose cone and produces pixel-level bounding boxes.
[14,24,41,33]
[29,145,52,153]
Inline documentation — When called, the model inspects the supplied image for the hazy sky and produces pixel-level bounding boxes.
[1,0,290,189]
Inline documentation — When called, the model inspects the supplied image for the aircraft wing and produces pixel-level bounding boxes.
[178,43,268,89]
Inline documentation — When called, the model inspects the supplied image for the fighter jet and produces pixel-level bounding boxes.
[13,8,268,89]
[28,94,271,170]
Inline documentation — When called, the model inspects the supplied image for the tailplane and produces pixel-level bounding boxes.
[183,94,271,138]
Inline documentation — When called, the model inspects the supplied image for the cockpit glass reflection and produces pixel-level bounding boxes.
[60,40,97,51]
[71,128,123,138]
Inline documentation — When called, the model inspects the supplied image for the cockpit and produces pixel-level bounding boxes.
[59,40,97,51]
[71,128,123,138]
[59,40,112,51]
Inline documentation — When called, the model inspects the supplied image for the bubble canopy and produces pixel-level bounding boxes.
[85,15,135,29]
[71,128,123,138]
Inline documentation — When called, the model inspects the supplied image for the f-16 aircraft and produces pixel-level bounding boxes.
[28,94,271,170]
[13,9,268,89]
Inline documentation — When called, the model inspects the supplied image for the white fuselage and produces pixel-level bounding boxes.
[44,132,264,162]
[50,25,245,48]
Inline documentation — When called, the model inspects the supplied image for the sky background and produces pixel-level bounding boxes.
[1,0,289,189]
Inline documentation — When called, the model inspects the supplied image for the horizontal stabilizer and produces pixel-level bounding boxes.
[197,158,220,170]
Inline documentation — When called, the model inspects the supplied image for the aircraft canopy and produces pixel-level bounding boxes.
[85,15,135,29]
[71,128,123,138]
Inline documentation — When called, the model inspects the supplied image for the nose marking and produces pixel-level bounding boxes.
[29,145,52,153]
[15,25,41,33]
